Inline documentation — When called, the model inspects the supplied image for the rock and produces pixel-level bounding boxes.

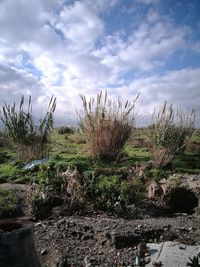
[41,249,48,255]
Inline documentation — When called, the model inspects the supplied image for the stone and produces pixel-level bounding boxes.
[41,249,48,255]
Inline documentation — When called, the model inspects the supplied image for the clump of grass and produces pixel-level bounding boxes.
[79,91,139,162]
[0,189,20,218]
[57,125,75,135]
[150,101,195,168]
[186,141,200,154]
[1,95,56,162]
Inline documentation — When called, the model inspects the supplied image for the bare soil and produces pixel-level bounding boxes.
[1,183,200,267]
[34,212,200,267]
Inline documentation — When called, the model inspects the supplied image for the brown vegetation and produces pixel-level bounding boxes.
[149,101,195,168]
[79,91,139,161]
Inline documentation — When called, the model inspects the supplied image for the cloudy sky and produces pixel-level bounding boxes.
[0,0,200,126]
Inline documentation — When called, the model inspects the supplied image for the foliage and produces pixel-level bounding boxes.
[36,163,62,191]
[79,91,139,162]
[186,141,200,154]
[94,175,122,208]
[57,125,75,135]
[1,95,56,161]
[144,168,170,182]
[150,101,195,168]
[86,174,145,211]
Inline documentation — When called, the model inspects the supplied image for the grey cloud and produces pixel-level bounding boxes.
[0,63,44,108]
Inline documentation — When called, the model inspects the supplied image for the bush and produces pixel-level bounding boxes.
[150,102,195,168]
[85,174,145,211]
[0,132,11,147]
[79,91,138,162]
[186,141,200,154]
[57,125,75,134]
[95,175,122,208]
[1,95,56,161]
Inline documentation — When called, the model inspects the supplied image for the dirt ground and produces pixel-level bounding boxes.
[1,183,200,266]
[34,213,200,267]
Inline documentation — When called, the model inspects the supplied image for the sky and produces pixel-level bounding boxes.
[0,0,200,126]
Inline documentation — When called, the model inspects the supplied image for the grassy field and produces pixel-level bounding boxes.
[0,127,200,183]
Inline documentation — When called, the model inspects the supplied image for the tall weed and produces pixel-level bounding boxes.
[79,91,139,161]
[1,96,56,161]
[150,101,195,168]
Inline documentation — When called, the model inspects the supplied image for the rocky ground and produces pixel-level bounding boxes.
[1,180,200,267]
[34,213,200,267]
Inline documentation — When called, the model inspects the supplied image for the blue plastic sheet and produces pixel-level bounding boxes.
[24,158,48,170]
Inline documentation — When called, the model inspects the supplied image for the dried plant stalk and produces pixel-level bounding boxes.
[79,91,139,161]
[150,101,195,168]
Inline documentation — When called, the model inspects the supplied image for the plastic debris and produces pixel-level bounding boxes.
[135,255,141,266]
[24,158,48,170]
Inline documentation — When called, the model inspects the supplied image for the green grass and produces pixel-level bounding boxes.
[0,128,200,183]
[191,130,200,143]
[172,152,200,174]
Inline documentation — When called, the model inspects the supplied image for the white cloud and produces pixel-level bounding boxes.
[147,9,160,23]
[111,68,200,125]
[56,1,104,52]
[98,20,187,76]
[0,0,199,127]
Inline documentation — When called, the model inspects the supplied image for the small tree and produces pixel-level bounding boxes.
[1,95,56,161]
[79,91,139,161]
[150,101,195,168]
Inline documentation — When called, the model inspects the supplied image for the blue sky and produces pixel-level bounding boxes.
[0,0,199,125]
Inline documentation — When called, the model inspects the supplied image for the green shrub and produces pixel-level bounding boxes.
[1,95,56,161]
[94,175,122,209]
[120,178,144,203]
[150,101,195,168]
[91,175,145,211]
[79,91,139,162]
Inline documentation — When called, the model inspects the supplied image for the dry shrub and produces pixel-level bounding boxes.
[66,133,86,144]
[130,138,147,148]
[60,167,83,204]
[186,141,200,154]
[1,95,56,161]
[0,132,11,147]
[79,91,138,161]
[58,125,75,135]
[150,101,195,168]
